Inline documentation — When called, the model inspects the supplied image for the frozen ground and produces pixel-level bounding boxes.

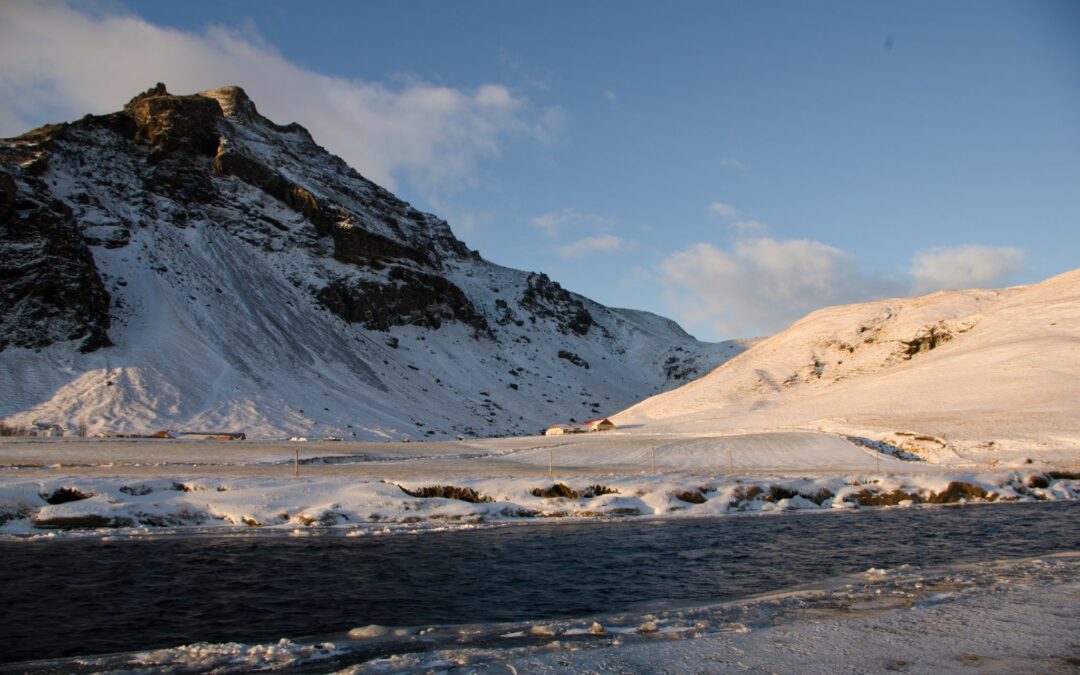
[2,434,1076,673]
[617,268,1080,462]
[16,553,1078,673]
[379,554,1080,675]
[1,431,1076,537]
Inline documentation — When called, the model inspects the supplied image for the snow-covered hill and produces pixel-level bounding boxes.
[0,84,747,439]
[615,269,1080,458]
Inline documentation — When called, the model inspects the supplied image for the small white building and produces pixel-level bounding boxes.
[544,424,570,436]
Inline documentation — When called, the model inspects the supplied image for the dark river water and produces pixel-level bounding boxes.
[1,501,1077,664]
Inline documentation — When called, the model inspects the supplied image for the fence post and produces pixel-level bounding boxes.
[548,449,553,477]
[295,448,299,477]
[651,447,656,472]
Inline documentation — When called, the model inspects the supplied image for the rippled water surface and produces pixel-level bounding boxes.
[2,501,1077,663]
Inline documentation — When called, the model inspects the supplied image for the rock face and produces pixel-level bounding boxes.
[0,168,112,353]
[0,84,749,438]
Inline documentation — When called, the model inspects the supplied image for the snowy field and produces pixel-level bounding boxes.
[1,431,1076,537]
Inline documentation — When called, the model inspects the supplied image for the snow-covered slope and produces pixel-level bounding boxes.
[615,269,1080,456]
[0,84,747,439]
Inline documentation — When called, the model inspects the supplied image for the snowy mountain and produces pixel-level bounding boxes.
[0,84,747,439]
[615,269,1080,458]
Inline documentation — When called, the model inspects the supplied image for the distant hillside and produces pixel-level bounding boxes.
[615,269,1080,458]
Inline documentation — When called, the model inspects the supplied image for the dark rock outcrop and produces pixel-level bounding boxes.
[1,83,492,350]
[521,272,593,336]
[0,172,112,353]
[123,83,223,157]
[318,267,491,338]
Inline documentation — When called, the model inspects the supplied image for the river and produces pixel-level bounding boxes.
[1,501,1077,664]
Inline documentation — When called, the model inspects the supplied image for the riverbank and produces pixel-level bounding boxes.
[6,552,1077,673]
[427,553,1080,675]
[2,433,1077,538]
[1,467,1078,538]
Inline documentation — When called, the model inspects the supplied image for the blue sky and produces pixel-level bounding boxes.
[1,1,1077,340]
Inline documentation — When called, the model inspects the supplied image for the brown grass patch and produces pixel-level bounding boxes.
[803,488,834,505]
[729,485,764,507]
[531,483,580,499]
[1027,474,1050,489]
[764,486,799,502]
[399,485,494,503]
[673,489,707,504]
[1048,471,1080,480]
[582,484,620,498]
[42,487,92,505]
[850,488,919,506]
[925,481,992,504]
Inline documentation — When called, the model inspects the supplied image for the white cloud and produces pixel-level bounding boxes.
[910,245,1026,293]
[707,202,768,236]
[707,202,771,236]
[659,238,902,337]
[558,234,633,259]
[603,89,617,104]
[0,2,563,194]
[530,207,613,237]
[718,156,748,170]
[707,201,740,220]
[660,236,1028,338]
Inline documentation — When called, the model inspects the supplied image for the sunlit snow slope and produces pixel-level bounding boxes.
[0,84,748,439]
[616,270,1080,457]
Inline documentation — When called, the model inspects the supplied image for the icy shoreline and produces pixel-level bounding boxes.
[9,553,1077,673]
[1,468,1077,539]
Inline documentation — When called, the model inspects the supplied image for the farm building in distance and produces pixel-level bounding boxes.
[148,430,247,441]
[544,418,615,435]
[580,418,616,432]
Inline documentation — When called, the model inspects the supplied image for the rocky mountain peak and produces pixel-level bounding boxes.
[198,85,256,119]
[0,84,743,439]
[122,82,223,157]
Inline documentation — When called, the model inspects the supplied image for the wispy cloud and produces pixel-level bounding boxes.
[558,234,634,258]
[660,232,1028,338]
[708,202,767,235]
[0,2,564,196]
[603,89,617,104]
[707,201,740,220]
[498,48,552,91]
[718,156,748,170]
[910,245,1026,293]
[530,207,613,237]
[659,238,902,337]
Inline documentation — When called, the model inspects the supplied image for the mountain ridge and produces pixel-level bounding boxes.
[0,84,748,439]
